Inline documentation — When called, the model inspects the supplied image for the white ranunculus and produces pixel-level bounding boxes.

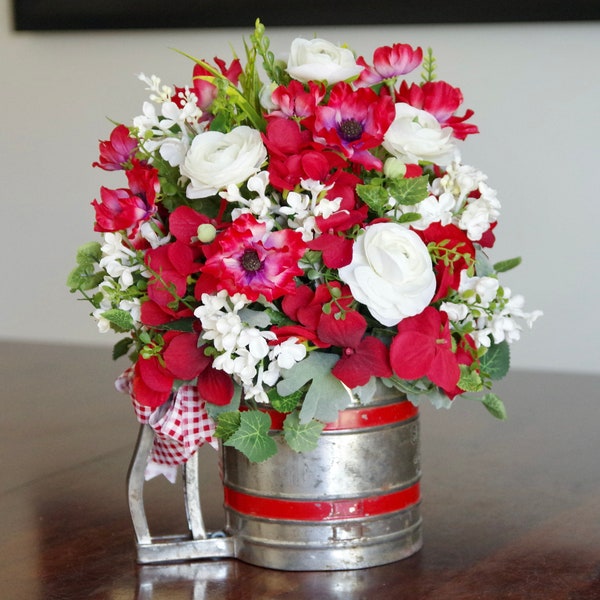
[338,222,436,326]
[286,37,363,84]
[181,126,267,199]
[383,103,458,166]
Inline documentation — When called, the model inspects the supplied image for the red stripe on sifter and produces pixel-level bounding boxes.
[264,401,418,431]
[224,482,420,522]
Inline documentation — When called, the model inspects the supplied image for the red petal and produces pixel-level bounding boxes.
[317,310,366,349]
[197,366,234,406]
[389,330,435,380]
[132,373,171,408]
[427,349,461,393]
[163,333,211,381]
[169,206,209,243]
[332,336,391,389]
[136,356,174,392]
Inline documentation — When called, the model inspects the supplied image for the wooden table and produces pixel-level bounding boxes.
[1,341,599,599]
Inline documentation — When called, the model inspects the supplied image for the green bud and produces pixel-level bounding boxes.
[197,223,217,243]
[383,158,407,179]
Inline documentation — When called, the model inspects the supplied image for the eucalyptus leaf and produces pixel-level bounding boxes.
[480,341,510,381]
[239,307,272,328]
[277,352,352,424]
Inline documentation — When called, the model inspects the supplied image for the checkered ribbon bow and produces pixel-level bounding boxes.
[116,368,218,482]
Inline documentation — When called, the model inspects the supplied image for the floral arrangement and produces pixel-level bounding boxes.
[68,20,541,473]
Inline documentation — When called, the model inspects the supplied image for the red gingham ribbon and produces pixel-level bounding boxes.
[116,368,218,482]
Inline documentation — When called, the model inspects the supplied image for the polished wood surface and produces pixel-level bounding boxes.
[1,341,600,599]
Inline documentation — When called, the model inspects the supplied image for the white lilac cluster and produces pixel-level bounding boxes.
[134,74,205,168]
[441,272,542,349]
[389,161,500,242]
[91,232,148,332]
[194,291,307,403]
[222,172,342,242]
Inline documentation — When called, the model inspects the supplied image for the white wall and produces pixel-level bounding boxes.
[1,0,598,374]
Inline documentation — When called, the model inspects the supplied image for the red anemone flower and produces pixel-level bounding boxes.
[92,162,159,235]
[92,124,138,171]
[311,82,395,170]
[356,43,423,87]
[200,214,307,302]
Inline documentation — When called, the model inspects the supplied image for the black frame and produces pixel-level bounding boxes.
[12,0,600,31]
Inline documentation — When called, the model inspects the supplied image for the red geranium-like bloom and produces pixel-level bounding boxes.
[200,213,307,302]
[92,124,138,171]
[311,82,395,170]
[145,240,202,314]
[318,310,392,389]
[92,162,159,234]
[389,307,461,395]
[132,331,234,408]
[397,81,479,140]
[355,43,423,87]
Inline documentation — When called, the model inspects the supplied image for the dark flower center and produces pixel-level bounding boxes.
[241,249,262,272]
[338,118,363,142]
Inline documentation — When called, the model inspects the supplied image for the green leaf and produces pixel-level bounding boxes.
[356,183,390,214]
[155,318,195,332]
[458,364,484,392]
[112,337,133,360]
[66,266,104,292]
[268,387,304,413]
[214,411,242,442]
[75,242,102,266]
[397,212,422,224]
[386,175,429,206]
[283,410,325,453]
[101,309,134,332]
[493,257,522,273]
[481,393,507,420]
[277,352,352,424]
[224,410,278,462]
[480,341,510,381]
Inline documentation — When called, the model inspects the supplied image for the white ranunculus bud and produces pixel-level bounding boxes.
[181,126,267,199]
[286,37,363,84]
[338,222,436,326]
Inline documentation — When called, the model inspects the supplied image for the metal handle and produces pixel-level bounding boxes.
[127,424,235,564]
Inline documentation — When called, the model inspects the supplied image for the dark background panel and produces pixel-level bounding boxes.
[12,0,600,31]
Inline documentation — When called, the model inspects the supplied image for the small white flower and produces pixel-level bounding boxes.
[404,192,456,230]
[270,338,307,370]
[459,273,500,306]
[440,302,469,322]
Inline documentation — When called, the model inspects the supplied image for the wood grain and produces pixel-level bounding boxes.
[1,342,599,599]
